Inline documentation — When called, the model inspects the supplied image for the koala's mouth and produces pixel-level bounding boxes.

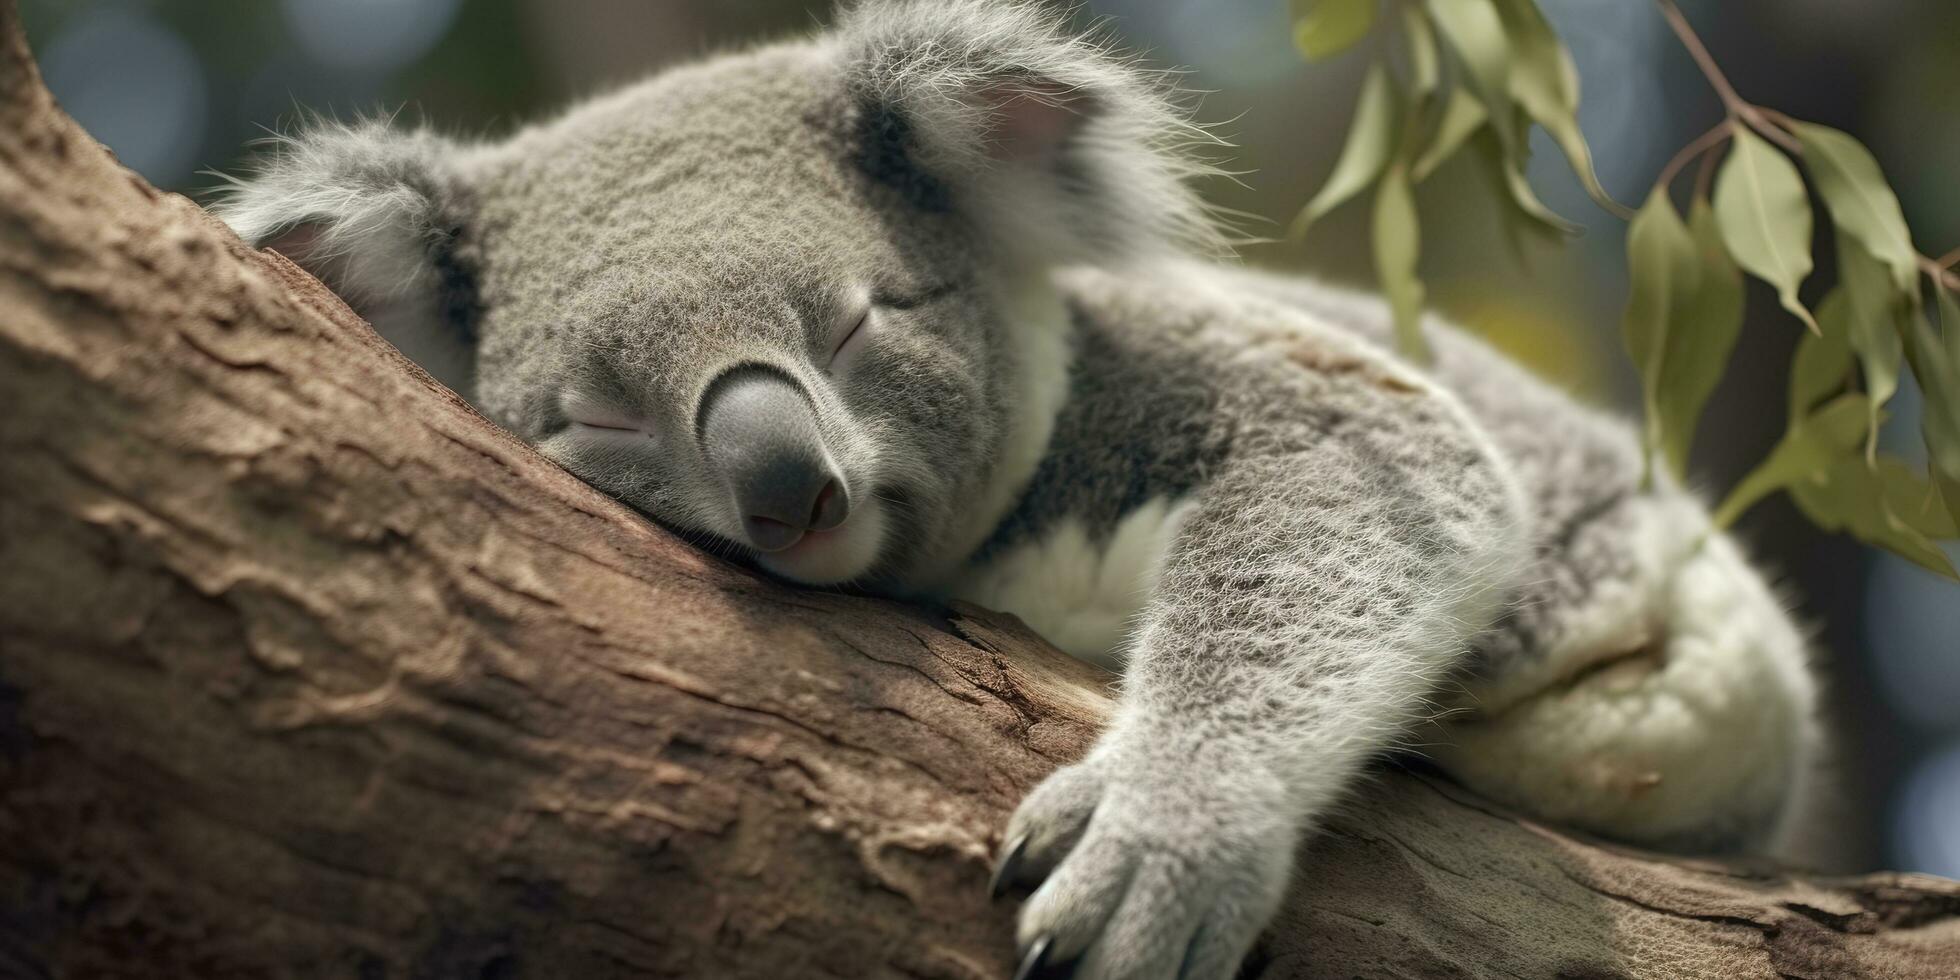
[752,493,889,586]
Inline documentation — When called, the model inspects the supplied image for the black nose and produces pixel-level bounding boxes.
[698,367,850,551]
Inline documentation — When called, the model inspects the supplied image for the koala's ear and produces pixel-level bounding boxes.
[838,0,1226,264]
[212,120,479,395]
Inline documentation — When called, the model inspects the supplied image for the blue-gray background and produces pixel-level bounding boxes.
[22,0,1958,876]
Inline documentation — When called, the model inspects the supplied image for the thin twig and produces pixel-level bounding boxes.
[1693,135,1726,201]
[1654,0,1748,109]
[1923,256,1960,294]
[1656,0,1746,113]
[1750,105,1810,148]
[1655,121,1734,193]
[1655,0,1804,153]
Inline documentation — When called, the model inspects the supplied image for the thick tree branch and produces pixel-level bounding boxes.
[1,4,1956,977]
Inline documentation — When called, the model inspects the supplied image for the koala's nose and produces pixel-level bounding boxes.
[698,367,851,551]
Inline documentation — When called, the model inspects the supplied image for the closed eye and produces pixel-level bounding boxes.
[559,391,655,437]
[871,280,960,310]
[830,308,870,365]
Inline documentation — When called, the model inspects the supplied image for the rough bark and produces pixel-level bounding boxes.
[1,5,1956,978]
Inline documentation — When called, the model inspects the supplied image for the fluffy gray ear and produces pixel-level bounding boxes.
[211,120,479,394]
[838,0,1227,265]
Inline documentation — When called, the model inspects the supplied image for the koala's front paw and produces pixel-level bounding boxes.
[992,744,1298,980]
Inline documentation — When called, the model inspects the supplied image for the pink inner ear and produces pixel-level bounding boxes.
[980,81,1086,163]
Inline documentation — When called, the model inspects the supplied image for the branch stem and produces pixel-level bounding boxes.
[1656,0,1745,114]
[1923,256,1960,294]
[1655,121,1733,193]
[1655,0,1803,153]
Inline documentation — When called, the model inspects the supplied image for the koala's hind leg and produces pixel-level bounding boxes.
[1427,488,1820,853]
[1188,264,1820,852]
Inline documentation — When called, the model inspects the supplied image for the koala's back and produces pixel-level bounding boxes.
[957,263,1530,670]
[1193,265,1657,674]
[961,261,1652,680]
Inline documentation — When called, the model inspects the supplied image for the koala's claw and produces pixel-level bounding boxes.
[1013,933,1055,980]
[992,832,1033,899]
[1000,747,1297,980]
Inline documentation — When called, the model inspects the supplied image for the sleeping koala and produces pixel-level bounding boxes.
[216,1,1819,976]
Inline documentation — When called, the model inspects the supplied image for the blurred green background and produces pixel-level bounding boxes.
[20,0,1959,876]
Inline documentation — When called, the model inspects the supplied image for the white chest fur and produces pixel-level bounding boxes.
[951,496,1197,672]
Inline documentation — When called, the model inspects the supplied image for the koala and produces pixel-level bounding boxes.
[215,1,1820,977]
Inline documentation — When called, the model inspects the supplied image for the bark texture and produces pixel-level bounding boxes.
[2,5,1957,978]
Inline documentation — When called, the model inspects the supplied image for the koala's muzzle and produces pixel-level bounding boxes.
[698,366,850,551]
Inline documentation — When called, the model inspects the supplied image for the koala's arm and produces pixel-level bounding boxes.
[999,296,1527,978]
[1201,264,1821,853]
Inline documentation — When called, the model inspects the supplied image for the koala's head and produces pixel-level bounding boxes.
[215,0,1220,592]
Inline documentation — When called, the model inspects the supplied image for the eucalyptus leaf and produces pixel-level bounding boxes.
[1907,291,1960,527]
[1490,0,1622,213]
[1656,199,1746,477]
[1413,87,1487,182]
[1793,121,1918,291]
[1472,126,1581,235]
[1467,129,1569,261]
[1291,0,1375,61]
[1713,127,1819,333]
[1940,281,1960,364]
[1804,391,1875,452]
[1838,235,1904,458]
[1403,4,1441,97]
[1375,164,1429,361]
[1426,0,1519,156]
[1291,61,1399,239]
[1714,393,1870,527]
[1792,456,1959,579]
[1875,457,1960,539]
[1789,289,1853,421]
[1621,187,1695,468]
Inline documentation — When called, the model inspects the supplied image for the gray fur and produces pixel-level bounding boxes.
[213,2,1820,975]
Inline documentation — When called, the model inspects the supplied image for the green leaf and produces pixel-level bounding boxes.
[1656,198,1746,477]
[1713,127,1819,333]
[1375,164,1429,361]
[1805,392,1875,452]
[1792,456,1959,579]
[1291,61,1399,238]
[1837,235,1904,459]
[1490,0,1622,214]
[1714,393,1869,527]
[1909,289,1960,527]
[1792,121,1919,292]
[1291,0,1375,61]
[1619,190,1745,482]
[1427,0,1519,157]
[1468,126,1581,236]
[1413,87,1487,181]
[1402,4,1441,98]
[1467,129,1569,262]
[1621,187,1696,470]
[1939,281,1960,365]
[1874,457,1960,539]
[1789,289,1853,421]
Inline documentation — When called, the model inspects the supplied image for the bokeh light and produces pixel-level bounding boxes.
[280,0,463,73]
[38,9,207,186]
[1894,741,1960,878]
[1865,544,1960,731]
